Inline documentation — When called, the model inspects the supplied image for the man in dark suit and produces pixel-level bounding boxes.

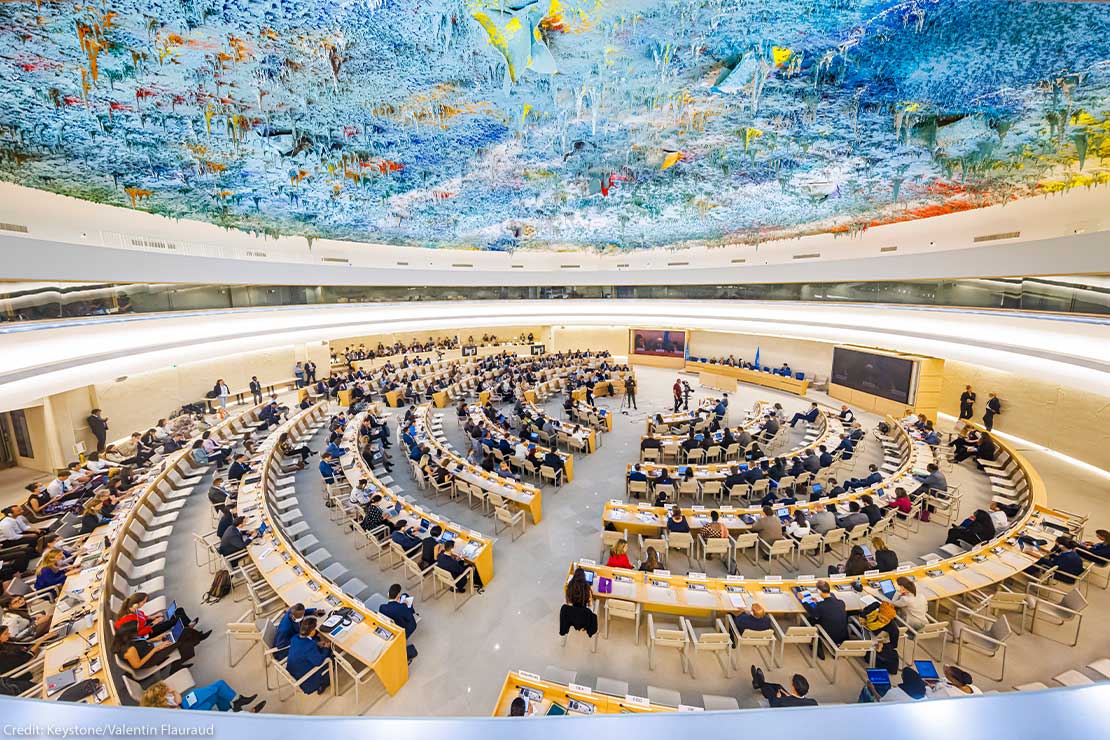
[723,465,746,492]
[803,580,848,658]
[959,385,976,420]
[983,392,1001,431]
[436,540,484,593]
[542,450,565,475]
[217,516,252,557]
[228,454,253,482]
[208,478,234,507]
[378,583,418,662]
[628,465,648,483]
[249,376,263,405]
[87,409,109,453]
[789,402,820,428]
[818,445,833,468]
[751,668,818,707]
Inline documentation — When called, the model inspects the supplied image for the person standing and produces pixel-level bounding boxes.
[305,361,317,384]
[87,408,109,453]
[673,379,682,413]
[212,378,231,410]
[294,362,306,388]
[983,392,1001,431]
[958,385,975,420]
[249,376,263,405]
[625,376,637,410]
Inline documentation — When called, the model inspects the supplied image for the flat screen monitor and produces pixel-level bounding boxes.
[531,344,546,355]
[631,329,686,358]
[831,347,915,404]
[462,345,477,357]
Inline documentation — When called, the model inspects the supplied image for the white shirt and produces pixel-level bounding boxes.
[513,442,529,459]
[349,488,371,506]
[786,522,811,538]
[46,478,70,498]
[0,516,31,542]
[218,384,230,397]
[891,590,929,629]
[927,682,982,698]
[989,509,1008,530]
[86,459,110,472]
[203,438,220,454]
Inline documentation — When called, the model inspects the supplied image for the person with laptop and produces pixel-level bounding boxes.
[378,584,419,664]
[115,592,208,645]
[888,577,928,629]
[802,580,848,658]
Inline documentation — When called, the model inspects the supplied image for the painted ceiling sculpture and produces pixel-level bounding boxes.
[0,0,1108,252]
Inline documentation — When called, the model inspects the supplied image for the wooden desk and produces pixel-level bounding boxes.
[385,389,403,407]
[237,404,410,696]
[415,405,544,524]
[341,413,495,586]
[686,361,810,396]
[492,671,676,716]
[469,407,575,482]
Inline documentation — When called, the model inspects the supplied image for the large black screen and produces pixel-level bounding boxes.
[831,348,915,404]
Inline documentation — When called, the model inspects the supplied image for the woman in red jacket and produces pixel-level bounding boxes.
[114,592,210,660]
[887,487,913,518]
[605,539,633,569]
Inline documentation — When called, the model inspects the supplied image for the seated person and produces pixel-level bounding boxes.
[859,495,884,526]
[1027,536,1086,584]
[751,667,817,707]
[836,501,870,531]
[829,545,871,577]
[274,603,320,658]
[945,509,995,546]
[361,495,398,534]
[887,487,913,517]
[217,516,254,557]
[286,617,333,695]
[227,454,253,481]
[605,539,633,569]
[731,603,772,637]
[638,547,663,572]
[419,526,444,569]
[913,463,947,497]
[666,505,690,533]
[845,464,882,491]
[390,520,422,552]
[0,594,52,640]
[112,621,190,677]
[802,580,848,656]
[141,680,265,713]
[1080,529,1110,560]
[872,537,899,572]
[436,540,484,593]
[697,510,728,541]
[560,568,597,638]
[785,510,811,538]
[751,505,784,543]
[789,403,820,428]
[318,453,338,484]
[378,584,419,663]
[33,550,79,595]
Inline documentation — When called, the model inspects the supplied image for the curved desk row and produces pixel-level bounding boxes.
[43,402,268,705]
[570,433,1051,621]
[235,403,410,697]
[467,405,576,482]
[413,404,544,524]
[686,360,810,397]
[492,670,677,716]
[610,417,923,536]
[340,411,495,586]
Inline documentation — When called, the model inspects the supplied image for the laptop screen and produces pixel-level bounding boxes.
[166,600,178,622]
[878,579,896,599]
[169,620,185,643]
[866,668,891,686]
[777,508,789,518]
[914,660,940,681]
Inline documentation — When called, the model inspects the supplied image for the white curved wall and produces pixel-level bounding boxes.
[0,182,1108,285]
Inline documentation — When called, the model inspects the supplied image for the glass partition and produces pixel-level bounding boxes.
[1,276,1107,324]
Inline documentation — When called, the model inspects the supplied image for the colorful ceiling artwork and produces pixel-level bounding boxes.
[0,0,1108,252]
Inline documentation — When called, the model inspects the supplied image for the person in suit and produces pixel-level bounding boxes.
[983,392,1001,430]
[808,503,836,535]
[390,520,422,551]
[803,581,848,657]
[789,403,820,428]
[845,464,882,491]
[286,617,333,694]
[761,415,780,442]
[837,501,870,531]
[436,539,484,593]
[859,495,883,525]
[249,376,263,405]
[731,603,772,636]
[817,445,833,468]
[87,408,109,453]
[272,603,321,658]
[419,526,443,569]
[959,385,976,420]
[378,584,418,663]
[227,454,252,482]
[750,667,817,707]
[751,505,784,543]
[838,405,855,423]
[913,463,947,497]
[318,453,338,485]
[542,449,565,476]
[217,516,253,557]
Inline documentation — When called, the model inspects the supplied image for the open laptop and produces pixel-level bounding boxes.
[914,660,941,683]
[45,669,79,696]
[166,619,186,644]
[166,600,178,622]
[877,579,897,600]
[776,507,790,520]
[866,668,892,693]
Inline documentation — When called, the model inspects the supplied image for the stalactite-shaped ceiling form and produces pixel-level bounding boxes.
[0,0,1108,252]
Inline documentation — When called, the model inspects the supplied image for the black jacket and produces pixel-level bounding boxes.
[805,595,848,644]
[558,603,598,637]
